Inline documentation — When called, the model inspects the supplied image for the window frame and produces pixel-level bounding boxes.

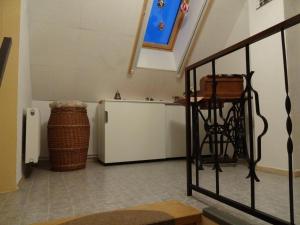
[143,0,189,51]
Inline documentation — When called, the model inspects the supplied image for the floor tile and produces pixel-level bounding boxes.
[0,160,298,225]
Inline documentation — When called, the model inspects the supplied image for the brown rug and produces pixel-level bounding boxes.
[60,210,175,225]
[32,200,202,225]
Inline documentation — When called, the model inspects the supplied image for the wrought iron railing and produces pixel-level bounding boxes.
[0,37,12,87]
[185,14,300,225]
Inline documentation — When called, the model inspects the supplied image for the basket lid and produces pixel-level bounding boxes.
[50,100,87,109]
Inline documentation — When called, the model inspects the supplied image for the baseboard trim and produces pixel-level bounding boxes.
[257,166,300,177]
[87,155,98,160]
[98,157,186,166]
[38,155,186,166]
[18,177,24,187]
[39,154,98,161]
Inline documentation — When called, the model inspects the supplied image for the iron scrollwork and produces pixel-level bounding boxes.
[240,71,268,182]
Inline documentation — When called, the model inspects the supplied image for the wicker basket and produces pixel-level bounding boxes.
[48,105,90,171]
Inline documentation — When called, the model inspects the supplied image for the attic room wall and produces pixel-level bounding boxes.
[28,0,183,102]
[29,0,250,103]
[30,0,250,158]
[188,0,249,78]
[0,0,21,192]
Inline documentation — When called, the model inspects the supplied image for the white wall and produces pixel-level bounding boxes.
[28,0,251,103]
[28,0,184,102]
[16,0,33,184]
[137,48,177,71]
[248,0,288,170]
[189,0,250,78]
[32,100,98,158]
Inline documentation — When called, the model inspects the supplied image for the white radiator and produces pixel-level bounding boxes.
[25,108,41,164]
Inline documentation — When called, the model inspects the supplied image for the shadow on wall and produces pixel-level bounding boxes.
[40,122,48,159]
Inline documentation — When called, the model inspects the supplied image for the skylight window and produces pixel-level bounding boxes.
[143,0,188,51]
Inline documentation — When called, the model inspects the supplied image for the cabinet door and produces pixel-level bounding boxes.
[165,105,186,158]
[104,102,166,163]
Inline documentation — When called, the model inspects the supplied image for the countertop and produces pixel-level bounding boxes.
[99,99,183,105]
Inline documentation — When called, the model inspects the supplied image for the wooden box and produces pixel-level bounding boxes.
[199,75,244,99]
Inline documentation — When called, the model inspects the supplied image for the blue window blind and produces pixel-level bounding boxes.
[144,0,181,45]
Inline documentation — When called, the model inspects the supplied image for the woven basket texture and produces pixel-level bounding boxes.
[48,107,90,171]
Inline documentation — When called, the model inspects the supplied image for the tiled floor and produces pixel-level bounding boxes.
[0,160,298,225]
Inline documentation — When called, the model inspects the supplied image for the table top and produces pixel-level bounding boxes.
[175,96,242,105]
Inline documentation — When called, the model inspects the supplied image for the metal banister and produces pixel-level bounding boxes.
[185,13,300,225]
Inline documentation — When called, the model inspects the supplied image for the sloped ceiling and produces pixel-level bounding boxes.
[189,0,249,74]
[29,0,249,102]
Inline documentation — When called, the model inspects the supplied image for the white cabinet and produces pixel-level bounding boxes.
[165,105,186,158]
[97,100,186,164]
[98,100,166,164]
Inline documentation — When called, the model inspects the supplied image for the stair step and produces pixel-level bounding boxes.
[203,207,252,225]
[31,200,202,225]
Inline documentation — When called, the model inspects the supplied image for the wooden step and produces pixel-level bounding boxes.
[31,200,229,225]
[203,207,252,225]
[32,200,203,225]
